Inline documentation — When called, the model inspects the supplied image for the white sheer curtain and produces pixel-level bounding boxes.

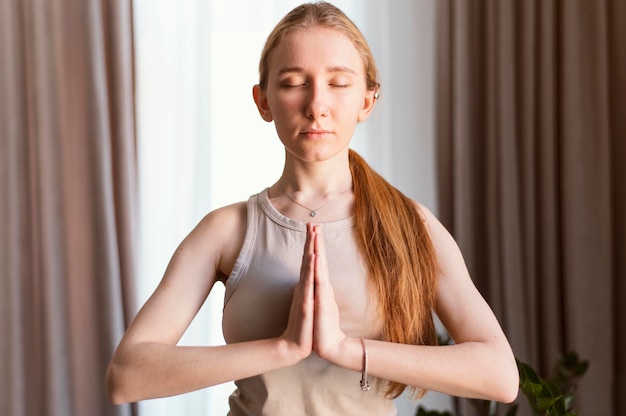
[132,1,449,415]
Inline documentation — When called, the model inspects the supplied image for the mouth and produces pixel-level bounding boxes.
[301,129,332,139]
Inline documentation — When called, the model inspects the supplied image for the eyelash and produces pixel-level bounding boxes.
[280,83,350,89]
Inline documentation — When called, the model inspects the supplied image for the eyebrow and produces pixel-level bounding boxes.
[274,66,357,77]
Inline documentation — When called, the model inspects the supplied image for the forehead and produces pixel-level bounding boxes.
[269,27,364,74]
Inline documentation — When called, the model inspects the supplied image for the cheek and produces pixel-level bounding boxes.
[270,96,301,118]
[272,89,303,105]
[341,97,367,121]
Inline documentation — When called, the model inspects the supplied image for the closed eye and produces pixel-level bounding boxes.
[277,81,308,90]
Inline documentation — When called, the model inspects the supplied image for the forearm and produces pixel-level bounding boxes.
[332,337,519,403]
[106,338,299,404]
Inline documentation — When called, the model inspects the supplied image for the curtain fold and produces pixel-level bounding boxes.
[1,1,137,415]
[436,1,625,415]
[609,2,626,413]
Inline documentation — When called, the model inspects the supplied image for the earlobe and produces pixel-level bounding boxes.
[252,84,273,122]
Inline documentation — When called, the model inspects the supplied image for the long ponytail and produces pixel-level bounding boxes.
[349,149,439,398]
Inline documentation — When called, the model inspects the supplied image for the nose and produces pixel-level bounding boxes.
[305,83,329,119]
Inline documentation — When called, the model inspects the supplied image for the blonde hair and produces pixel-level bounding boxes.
[258,2,379,92]
[259,2,439,398]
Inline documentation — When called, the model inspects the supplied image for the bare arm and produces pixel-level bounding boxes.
[105,203,312,404]
[317,204,519,403]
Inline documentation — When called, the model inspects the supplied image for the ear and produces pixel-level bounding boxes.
[357,89,379,122]
[252,84,273,122]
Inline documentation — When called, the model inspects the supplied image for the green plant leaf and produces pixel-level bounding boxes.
[536,396,559,411]
[518,360,542,385]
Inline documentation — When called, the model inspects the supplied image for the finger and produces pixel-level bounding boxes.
[303,252,315,299]
[304,223,315,258]
[303,226,316,308]
[313,226,330,284]
[282,232,316,357]
[313,224,324,255]
[311,228,346,361]
[299,224,316,284]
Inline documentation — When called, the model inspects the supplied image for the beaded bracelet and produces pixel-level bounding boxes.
[360,338,371,392]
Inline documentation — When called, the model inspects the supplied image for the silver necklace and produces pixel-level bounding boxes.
[279,182,353,217]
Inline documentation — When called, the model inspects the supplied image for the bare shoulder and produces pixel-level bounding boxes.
[410,200,465,272]
[412,201,435,221]
[162,201,247,289]
[190,201,247,279]
[199,201,247,231]
[411,201,442,236]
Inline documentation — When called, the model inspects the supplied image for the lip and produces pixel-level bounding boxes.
[300,129,332,139]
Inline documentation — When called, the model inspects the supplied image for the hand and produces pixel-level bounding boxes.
[280,224,315,361]
[310,225,347,362]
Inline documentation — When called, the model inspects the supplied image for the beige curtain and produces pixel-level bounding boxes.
[436,1,625,415]
[0,1,137,415]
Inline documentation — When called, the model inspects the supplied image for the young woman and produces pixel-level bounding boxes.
[106,2,519,414]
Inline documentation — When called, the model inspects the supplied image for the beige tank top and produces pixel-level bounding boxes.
[222,188,396,415]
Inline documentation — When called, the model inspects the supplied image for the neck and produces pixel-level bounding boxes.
[270,154,354,220]
[279,153,353,194]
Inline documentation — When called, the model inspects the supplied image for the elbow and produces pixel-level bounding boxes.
[496,375,519,404]
[480,371,519,404]
[491,356,520,404]
[105,361,133,405]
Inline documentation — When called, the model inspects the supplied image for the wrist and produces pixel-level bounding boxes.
[276,337,311,366]
[324,336,363,372]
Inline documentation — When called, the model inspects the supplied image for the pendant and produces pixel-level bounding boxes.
[310,211,317,217]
